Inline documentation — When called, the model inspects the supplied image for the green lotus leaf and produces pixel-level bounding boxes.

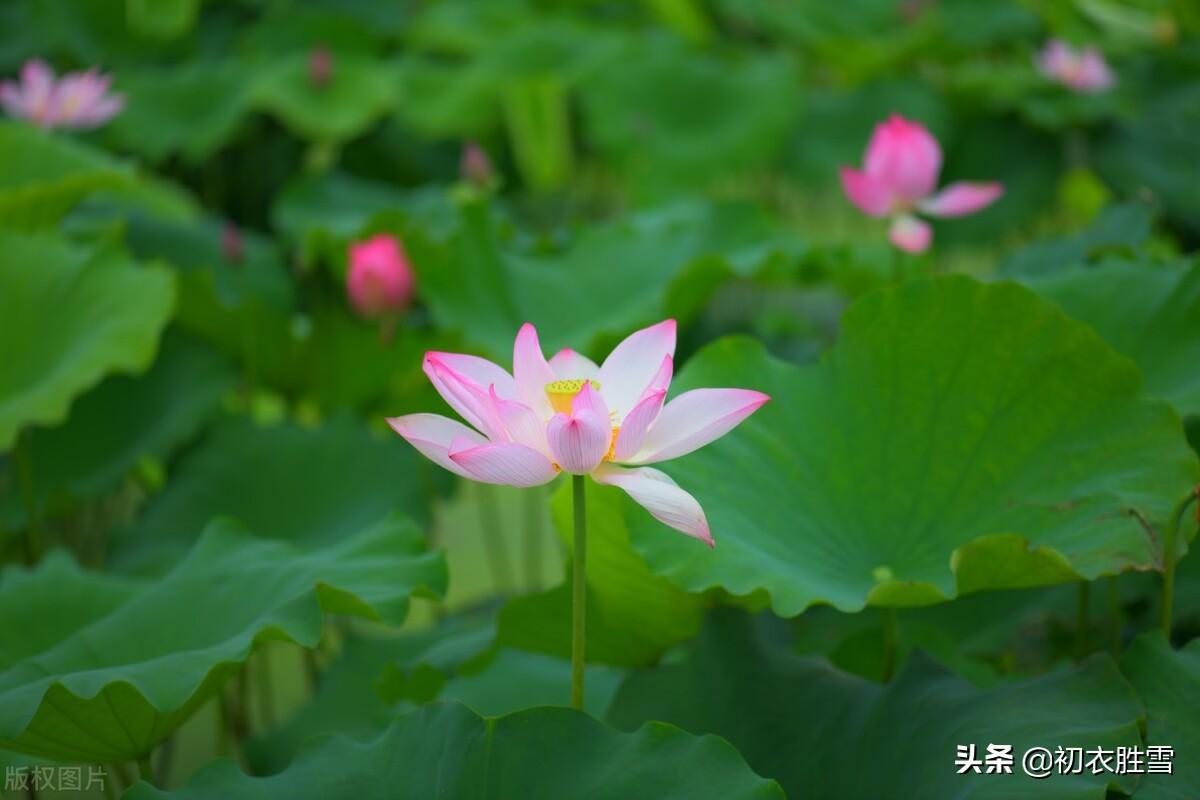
[110,417,439,574]
[251,54,400,143]
[0,330,235,528]
[0,231,175,451]
[497,481,705,666]
[1121,633,1200,799]
[129,702,781,800]
[627,276,1198,614]
[0,516,445,763]
[107,63,251,163]
[1027,258,1200,418]
[0,122,132,230]
[609,609,1144,799]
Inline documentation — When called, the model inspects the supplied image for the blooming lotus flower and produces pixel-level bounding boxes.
[1036,40,1115,94]
[387,320,769,546]
[0,59,124,130]
[839,114,1003,253]
[346,234,414,319]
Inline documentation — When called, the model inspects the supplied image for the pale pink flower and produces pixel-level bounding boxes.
[387,320,769,546]
[309,46,334,89]
[0,59,124,130]
[839,114,1003,253]
[460,141,494,186]
[1036,39,1115,94]
[346,234,414,319]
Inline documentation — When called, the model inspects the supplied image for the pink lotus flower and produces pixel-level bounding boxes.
[1036,40,1115,94]
[388,320,769,546]
[460,141,494,186]
[346,234,414,319]
[0,59,124,130]
[839,114,1003,253]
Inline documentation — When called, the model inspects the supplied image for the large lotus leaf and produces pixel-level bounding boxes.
[0,330,235,528]
[1121,634,1200,799]
[0,516,445,763]
[578,36,797,197]
[107,62,251,163]
[438,649,623,719]
[626,276,1198,615]
[250,54,400,142]
[110,417,437,574]
[1027,258,1200,418]
[609,609,1144,799]
[497,480,705,666]
[0,231,175,451]
[246,612,495,774]
[130,702,781,800]
[1000,203,1154,278]
[0,122,132,229]
[420,199,799,359]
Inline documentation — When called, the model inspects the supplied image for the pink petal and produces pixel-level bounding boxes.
[918,182,1003,218]
[597,319,676,417]
[386,413,484,478]
[546,385,612,475]
[630,388,769,465]
[513,323,557,419]
[592,464,713,546]
[613,388,666,462]
[863,114,942,203]
[888,214,932,253]
[839,167,893,217]
[644,354,673,396]
[489,386,550,455]
[548,348,600,381]
[448,440,558,487]
[423,353,511,440]
[1077,50,1114,92]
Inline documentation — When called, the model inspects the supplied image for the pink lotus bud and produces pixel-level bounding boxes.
[220,222,243,265]
[347,234,414,319]
[460,141,494,186]
[309,46,334,89]
[1036,40,1115,94]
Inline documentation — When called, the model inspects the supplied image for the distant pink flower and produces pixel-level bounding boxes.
[387,320,769,546]
[840,114,1003,253]
[0,59,124,130]
[1036,40,1115,94]
[309,46,334,89]
[346,234,414,319]
[220,222,243,266]
[460,141,494,186]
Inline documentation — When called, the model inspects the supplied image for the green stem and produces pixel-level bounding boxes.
[571,475,587,710]
[1106,576,1122,655]
[880,607,897,683]
[14,429,41,562]
[1161,488,1199,638]
[476,482,514,593]
[524,484,544,589]
[1075,580,1091,659]
[136,752,155,786]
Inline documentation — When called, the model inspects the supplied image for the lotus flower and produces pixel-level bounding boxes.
[1036,40,1115,94]
[387,320,769,546]
[0,59,124,130]
[839,114,1003,253]
[346,234,414,319]
[460,141,494,186]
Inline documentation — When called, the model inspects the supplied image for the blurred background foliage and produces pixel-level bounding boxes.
[1,0,1199,796]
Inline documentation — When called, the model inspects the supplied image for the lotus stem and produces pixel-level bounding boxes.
[571,474,587,709]
[136,752,155,786]
[524,484,544,589]
[1106,577,1121,655]
[1160,488,1200,637]
[880,607,897,683]
[476,482,514,593]
[1075,580,1090,658]
[14,429,41,562]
